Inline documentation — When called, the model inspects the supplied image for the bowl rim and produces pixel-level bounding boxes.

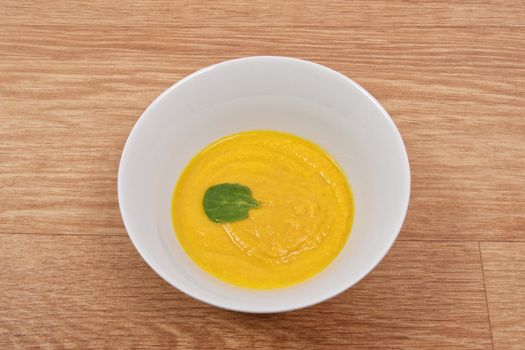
[118,56,411,313]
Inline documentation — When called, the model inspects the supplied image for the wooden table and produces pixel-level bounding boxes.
[1,1,524,349]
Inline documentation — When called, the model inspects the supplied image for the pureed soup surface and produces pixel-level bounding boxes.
[172,131,354,289]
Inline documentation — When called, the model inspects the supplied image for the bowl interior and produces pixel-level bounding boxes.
[118,57,410,313]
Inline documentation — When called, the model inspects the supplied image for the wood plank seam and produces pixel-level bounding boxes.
[478,242,496,350]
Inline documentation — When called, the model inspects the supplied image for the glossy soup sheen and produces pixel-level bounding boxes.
[172,131,354,289]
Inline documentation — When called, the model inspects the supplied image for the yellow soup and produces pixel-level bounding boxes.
[172,131,354,289]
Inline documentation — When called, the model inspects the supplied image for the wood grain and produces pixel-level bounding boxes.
[480,243,525,350]
[1,1,524,348]
[1,25,523,240]
[1,1,524,27]
[0,236,492,349]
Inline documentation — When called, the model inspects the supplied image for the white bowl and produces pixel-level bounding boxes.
[118,56,410,313]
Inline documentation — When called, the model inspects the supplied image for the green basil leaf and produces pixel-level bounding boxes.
[203,183,260,223]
